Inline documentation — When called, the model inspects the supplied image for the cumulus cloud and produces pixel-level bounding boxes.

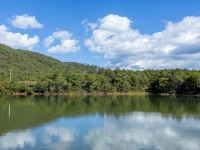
[0,131,35,149]
[85,14,200,69]
[0,25,39,49]
[10,14,43,29]
[85,112,200,150]
[82,18,98,33]
[44,31,79,54]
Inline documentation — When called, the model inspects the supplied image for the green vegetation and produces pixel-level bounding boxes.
[1,43,200,95]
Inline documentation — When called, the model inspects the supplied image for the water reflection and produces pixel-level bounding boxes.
[85,113,200,150]
[0,96,200,150]
[43,127,77,150]
[0,130,35,149]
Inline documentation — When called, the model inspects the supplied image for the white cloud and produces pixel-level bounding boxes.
[82,18,98,33]
[0,131,35,149]
[0,25,39,49]
[85,14,200,69]
[10,14,43,29]
[44,31,79,54]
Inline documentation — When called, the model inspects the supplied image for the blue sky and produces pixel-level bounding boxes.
[1,0,200,69]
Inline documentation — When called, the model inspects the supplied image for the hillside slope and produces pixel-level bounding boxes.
[1,44,200,95]
[0,44,98,81]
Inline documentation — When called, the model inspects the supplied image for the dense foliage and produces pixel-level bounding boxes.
[1,44,200,95]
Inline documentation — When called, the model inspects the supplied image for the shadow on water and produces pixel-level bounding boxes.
[0,95,200,136]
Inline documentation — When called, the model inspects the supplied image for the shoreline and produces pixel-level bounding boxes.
[3,91,149,96]
[2,92,200,97]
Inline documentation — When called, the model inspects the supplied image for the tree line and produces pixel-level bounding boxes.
[1,68,200,95]
[1,43,200,95]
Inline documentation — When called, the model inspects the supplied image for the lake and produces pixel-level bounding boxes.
[0,96,200,150]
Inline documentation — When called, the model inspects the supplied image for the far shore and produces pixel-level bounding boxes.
[1,91,200,97]
[3,91,149,96]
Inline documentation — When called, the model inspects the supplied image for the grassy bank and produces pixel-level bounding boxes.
[5,91,149,96]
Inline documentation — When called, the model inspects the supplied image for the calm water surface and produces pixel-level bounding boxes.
[0,96,200,150]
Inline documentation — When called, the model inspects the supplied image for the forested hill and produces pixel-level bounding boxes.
[0,44,98,81]
[1,43,200,95]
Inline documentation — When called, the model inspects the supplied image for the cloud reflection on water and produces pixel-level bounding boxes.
[43,126,78,150]
[85,112,200,150]
[0,112,200,150]
[0,131,35,150]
